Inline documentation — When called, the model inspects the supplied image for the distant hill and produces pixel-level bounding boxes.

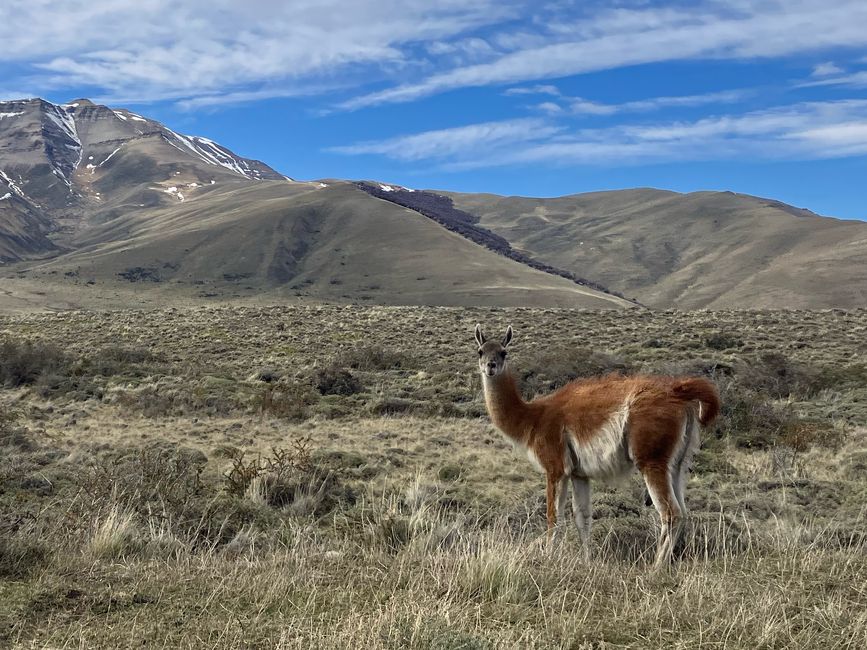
[1,97,865,310]
[436,188,867,309]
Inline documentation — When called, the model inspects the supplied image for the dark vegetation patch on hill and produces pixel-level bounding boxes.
[356,182,633,303]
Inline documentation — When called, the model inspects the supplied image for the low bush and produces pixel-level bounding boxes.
[0,534,49,579]
[75,444,207,519]
[735,352,823,399]
[715,381,796,449]
[312,366,364,396]
[334,345,409,371]
[257,382,319,420]
[0,339,73,388]
[83,345,165,378]
[704,331,744,350]
[223,442,312,497]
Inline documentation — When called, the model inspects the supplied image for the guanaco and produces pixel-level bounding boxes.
[475,324,720,566]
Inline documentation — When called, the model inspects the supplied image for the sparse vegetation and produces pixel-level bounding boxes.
[117,266,161,282]
[0,306,865,647]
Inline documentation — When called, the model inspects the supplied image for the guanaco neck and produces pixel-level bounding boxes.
[481,369,534,443]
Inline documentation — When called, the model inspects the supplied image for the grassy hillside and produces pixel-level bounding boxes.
[443,189,867,309]
[1,306,865,647]
[10,182,631,309]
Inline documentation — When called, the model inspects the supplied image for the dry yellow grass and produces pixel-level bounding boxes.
[1,306,865,648]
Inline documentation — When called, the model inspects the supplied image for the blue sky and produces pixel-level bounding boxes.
[2,0,867,219]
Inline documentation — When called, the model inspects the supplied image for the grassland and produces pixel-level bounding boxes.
[1,306,866,648]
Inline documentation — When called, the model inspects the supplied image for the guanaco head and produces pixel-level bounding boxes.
[474,324,513,378]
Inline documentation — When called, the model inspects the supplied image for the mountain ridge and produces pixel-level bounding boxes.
[2,97,865,310]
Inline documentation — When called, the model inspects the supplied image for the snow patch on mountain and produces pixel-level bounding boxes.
[164,186,185,201]
[0,170,25,198]
[163,128,268,180]
[99,145,123,167]
[43,102,82,186]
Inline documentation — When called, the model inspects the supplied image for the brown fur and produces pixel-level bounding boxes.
[475,325,721,566]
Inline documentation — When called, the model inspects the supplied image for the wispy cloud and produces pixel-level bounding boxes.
[811,61,844,77]
[560,90,749,116]
[330,100,867,169]
[327,118,562,161]
[173,84,349,111]
[503,84,561,97]
[0,0,519,106]
[2,0,867,123]
[799,70,867,88]
[339,0,867,110]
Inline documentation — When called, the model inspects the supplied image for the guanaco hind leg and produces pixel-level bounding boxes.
[642,466,682,568]
[570,475,592,557]
[554,475,570,542]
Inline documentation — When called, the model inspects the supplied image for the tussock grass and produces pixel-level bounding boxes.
[3,502,864,648]
[85,506,140,560]
[1,306,866,647]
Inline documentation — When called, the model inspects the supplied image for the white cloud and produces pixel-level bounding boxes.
[327,118,562,161]
[0,90,38,102]
[534,101,564,115]
[811,61,844,77]
[532,89,747,116]
[504,84,561,97]
[340,0,867,109]
[331,99,867,169]
[173,84,347,111]
[799,70,867,89]
[2,0,867,115]
[569,99,618,115]
[0,0,519,105]
[618,90,749,112]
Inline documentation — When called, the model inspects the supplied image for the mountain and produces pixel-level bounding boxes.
[0,98,630,310]
[1,97,865,311]
[434,189,867,309]
[0,97,285,261]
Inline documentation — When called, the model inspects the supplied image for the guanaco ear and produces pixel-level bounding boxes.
[474,324,486,347]
[502,325,513,347]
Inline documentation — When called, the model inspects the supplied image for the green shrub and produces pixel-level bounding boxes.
[438,463,462,482]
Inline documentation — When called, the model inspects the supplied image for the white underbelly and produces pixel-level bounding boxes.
[569,436,632,478]
[567,397,634,479]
